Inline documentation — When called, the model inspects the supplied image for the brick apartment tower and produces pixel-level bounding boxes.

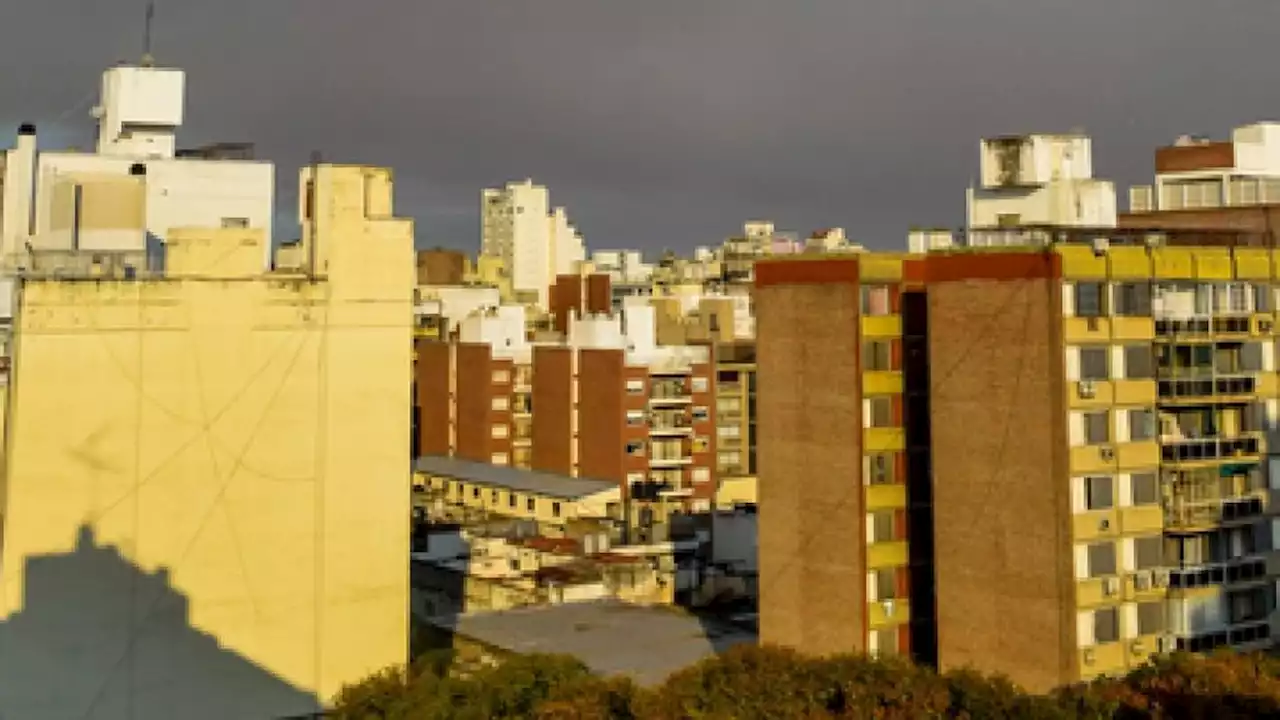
[755,256,916,661]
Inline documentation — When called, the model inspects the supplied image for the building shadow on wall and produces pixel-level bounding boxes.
[0,525,324,720]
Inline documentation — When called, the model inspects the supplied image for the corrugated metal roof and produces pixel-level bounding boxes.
[413,456,617,500]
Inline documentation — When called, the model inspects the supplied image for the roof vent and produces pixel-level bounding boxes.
[129,163,147,176]
[17,123,36,136]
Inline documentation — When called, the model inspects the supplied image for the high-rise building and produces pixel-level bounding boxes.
[754,253,916,661]
[0,160,414,717]
[480,180,585,308]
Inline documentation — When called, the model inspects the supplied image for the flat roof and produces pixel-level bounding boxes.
[425,600,755,686]
[414,456,617,500]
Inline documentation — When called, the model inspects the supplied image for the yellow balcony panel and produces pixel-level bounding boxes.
[1058,245,1109,279]
[862,371,903,395]
[1111,317,1155,342]
[861,315,902,338]
[1165,585,1220,602]
[1072,509,1120,542]
[1068,378,1113,408]
[868,598,911,628]
[1070,445,1117,475]
[1113,379,1156,405]
[859,255,904,281]
[1080,642,1129,679]
[1064,317,1111,344]
[864,427,905,453]
[865,483,906,511]
[1151,247,1195,279]
[866,541,908,569]
[1125,572,1169,603]
[1116,442,1159,470]
[1235,248,1273,280]
[1193,248,1234,280]
[1258,373,1278,397]
[1107,246,1154,279]
[1119,505,1163,535]
[1075,578,1120,608]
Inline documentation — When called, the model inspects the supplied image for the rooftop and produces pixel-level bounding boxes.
[414,456,617,500]
[425,600,755,686]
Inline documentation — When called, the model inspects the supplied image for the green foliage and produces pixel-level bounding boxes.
[331,644,1280,719]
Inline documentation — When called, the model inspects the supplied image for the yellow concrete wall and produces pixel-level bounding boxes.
[0,164,412,715]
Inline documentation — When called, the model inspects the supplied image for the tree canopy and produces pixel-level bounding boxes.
[331,644,1280,719]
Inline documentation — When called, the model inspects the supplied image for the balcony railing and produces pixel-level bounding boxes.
[1168,557,1267,590]
[1157,374,1257,400]
[1174,620,1271,653]
[1155,316,1252,336]
[1160,435,1261,463]
[1165,495,1265,530]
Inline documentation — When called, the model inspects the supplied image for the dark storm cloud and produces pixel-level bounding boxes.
[2,0,1278,251]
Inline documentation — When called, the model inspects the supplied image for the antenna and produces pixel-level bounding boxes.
[141,2,156,66]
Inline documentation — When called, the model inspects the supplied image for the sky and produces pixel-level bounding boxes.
[2,1,1278,253]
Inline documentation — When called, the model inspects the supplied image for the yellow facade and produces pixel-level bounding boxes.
[1058,242,1278,671]
[0,165,413,716]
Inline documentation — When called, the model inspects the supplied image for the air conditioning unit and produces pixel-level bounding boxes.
[1098,517,1112,532]
[1157,635,1177,654]
[1153,569,1170,588]
[882,599,896,617]
[1099,446,1115,462]
[1134,571,1152,591]
[1102,577,1120,597]
[1259,319,1273,334]
[1078,380,1097,398]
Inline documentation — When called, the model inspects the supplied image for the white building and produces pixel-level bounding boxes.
[480,179,585,309]
[1128,123,1280,212]
[590,249,653,284]
[966,133,1117,242]
[0,61,274,270]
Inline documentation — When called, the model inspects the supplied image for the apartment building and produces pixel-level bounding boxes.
[757,239,1280,692]
[0,163,414,718]
[754,253,914,661]
[416,303,719,527]
[480,180,585,308]
[715,341,758,507]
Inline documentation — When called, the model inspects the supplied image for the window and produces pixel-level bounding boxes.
[691,377,709,393]
[472,487,481,499]
[626,379,645,394]
[1239,343,1264,372]
[863,340,892,371]
[220,216,250,229]
[491,396,510,411]
[1079,346,1109,380]
[717,425,740,439]
[1128,409,1156,442]
[718,398,741,415]
[526,498,536,512]
[861,285,892,316]
[1114,282,1152,317]
[1134,536,1164,570]
[508,494,517,508]
[492,424,509,439]
[492,369,510,383]
[867,453,895,485]
[551,502,562,518]
[1254,283,1273,313]
[870,511,896,543]
[626,440,646,456]
[1084,411,1110,445]
[490,452,509,465]
[1093,607,1120,644]
[1124,346,1154,379]
[868,397,894,428]
[692,467,711,483]
[692,436,710,452]
[1130,473,1159,506]
[626,411,646,427]
[1137,601,1165,636]
[872,628,899,657]
[717,451,741,468]
[1084,476,1113,510]
[691,406,710,422]
[1087,542,1117,577]
[1075,282,1105,318]
[490,489,500,503]
[872,568,897,601]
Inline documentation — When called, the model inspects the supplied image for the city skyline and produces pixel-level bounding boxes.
[3,1,1279,251]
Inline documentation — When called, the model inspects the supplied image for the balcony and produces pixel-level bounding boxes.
[1165,494,1265,531]
[1174,620,1271,653]
[649,455,693,468]
[649,385,691,406]
[1157,374,1257,402]
[1155,316,1252,337]
[1160,434,1261,464]
[649,419,694,437]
